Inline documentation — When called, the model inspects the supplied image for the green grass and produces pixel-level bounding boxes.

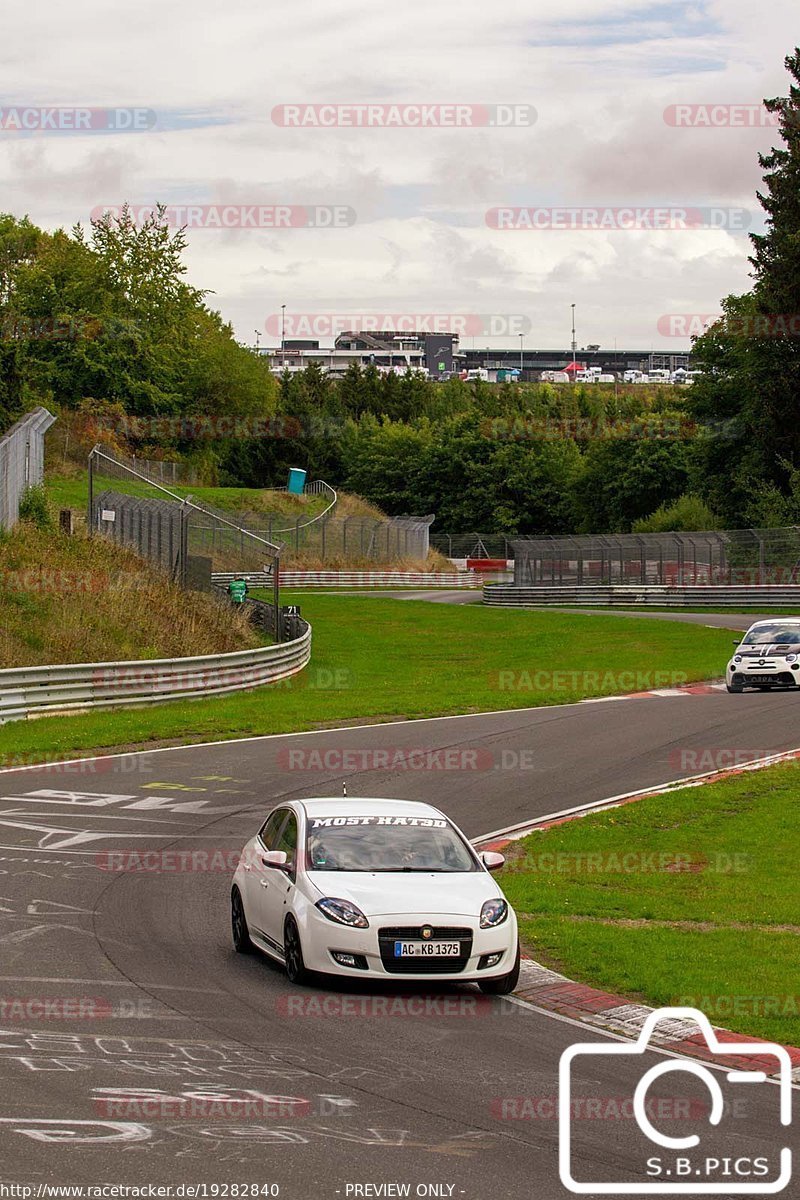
[45,472,327,520]
[500,764,800,1044]
[0,594,731,765]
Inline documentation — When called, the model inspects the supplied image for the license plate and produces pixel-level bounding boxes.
[747,675,774,683]
[393,940,461,958]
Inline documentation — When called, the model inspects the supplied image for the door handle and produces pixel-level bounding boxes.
[260,879,269,888]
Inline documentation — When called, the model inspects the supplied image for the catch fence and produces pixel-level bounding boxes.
[511,529,800,587]
[0,407,56,529]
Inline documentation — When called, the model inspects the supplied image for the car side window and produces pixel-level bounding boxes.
[259,810,287,849]
[274,812,298,873]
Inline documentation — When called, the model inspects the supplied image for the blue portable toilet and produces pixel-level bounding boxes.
[287,467,307,495]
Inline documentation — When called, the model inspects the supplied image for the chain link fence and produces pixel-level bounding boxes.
[0,407,56,529]
[512,529,800,587]
[225,512,434,561]
[430,533,513,560]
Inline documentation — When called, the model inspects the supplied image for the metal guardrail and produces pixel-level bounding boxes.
[483,584,800,608]
[213,570,481,589]
[0,621,311,723]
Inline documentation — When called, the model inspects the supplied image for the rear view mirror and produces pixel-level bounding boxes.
[481,851,505,872]
[262,850,288,868]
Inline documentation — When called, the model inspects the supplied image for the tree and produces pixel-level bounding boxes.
[688,47,800,522]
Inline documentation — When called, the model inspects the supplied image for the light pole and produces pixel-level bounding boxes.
[253,329,261,353]
[281,303,286,367]
[518,332,523,374]
[570,303,577,371]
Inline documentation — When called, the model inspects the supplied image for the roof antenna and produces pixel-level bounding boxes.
[342,782,347,797]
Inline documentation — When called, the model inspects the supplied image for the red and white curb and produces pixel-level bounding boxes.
[512,958,800,1083]
[474,748,800,1082]
[580,681,726,703]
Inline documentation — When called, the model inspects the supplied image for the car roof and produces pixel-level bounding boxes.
[748,618,800,628]
[298,797,446,820]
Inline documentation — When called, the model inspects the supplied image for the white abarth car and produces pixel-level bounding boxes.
[230,797,520,994]
[726,619,800,692]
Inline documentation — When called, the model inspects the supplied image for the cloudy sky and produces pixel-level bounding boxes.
[1,0,798,350]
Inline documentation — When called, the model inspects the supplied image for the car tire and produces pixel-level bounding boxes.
[726,683,743,693]
[231,888,253,954]
[478,942,521,995]
[284,915,311,985]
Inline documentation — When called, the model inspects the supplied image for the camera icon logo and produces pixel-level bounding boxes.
[559,1006,792,1194]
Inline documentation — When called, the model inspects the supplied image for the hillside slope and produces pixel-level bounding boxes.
[0,524,261,669]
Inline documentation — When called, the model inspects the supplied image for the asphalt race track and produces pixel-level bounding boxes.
[0,645,797,1195]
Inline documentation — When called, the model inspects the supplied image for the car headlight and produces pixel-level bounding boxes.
[480,899,508,928]
[785,654,797,663]
[315,898,369,928]
[733,656,742,664]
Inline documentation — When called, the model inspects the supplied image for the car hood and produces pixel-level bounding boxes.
[305,869,501,916]
[736,644,799,657]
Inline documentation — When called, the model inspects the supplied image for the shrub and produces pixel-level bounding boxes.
[18,485,52,530]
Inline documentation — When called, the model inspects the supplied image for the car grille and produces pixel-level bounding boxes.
[378,925,473,974]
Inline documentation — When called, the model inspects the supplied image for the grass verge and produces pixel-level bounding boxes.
[499,763,799,1045]
[0,594,730,765]
[0,524,260,668]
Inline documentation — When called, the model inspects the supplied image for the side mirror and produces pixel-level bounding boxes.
[262,850,288,869]
[732,640,742,647]
[481,851,505,872]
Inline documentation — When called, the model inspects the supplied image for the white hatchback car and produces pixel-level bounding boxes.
[231,797,520,993]
[726,619,800,692]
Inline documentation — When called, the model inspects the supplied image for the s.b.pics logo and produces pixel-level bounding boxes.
[559,1007,792,1193]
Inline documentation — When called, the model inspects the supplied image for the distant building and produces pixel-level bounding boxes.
[260,331,690,379]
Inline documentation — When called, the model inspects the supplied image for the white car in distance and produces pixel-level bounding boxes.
[726,619,800,692]
[231,797,520,993]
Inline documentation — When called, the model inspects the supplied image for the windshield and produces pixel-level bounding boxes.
[306,815,479,873]
[742,625,800,646]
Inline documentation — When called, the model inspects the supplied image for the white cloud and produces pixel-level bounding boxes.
[0,0,796,348]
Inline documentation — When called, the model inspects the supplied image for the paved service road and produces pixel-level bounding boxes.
[0,687,797,1196]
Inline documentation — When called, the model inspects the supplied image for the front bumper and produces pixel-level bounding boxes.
[301,909,518,981]
[727,658,800,687]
